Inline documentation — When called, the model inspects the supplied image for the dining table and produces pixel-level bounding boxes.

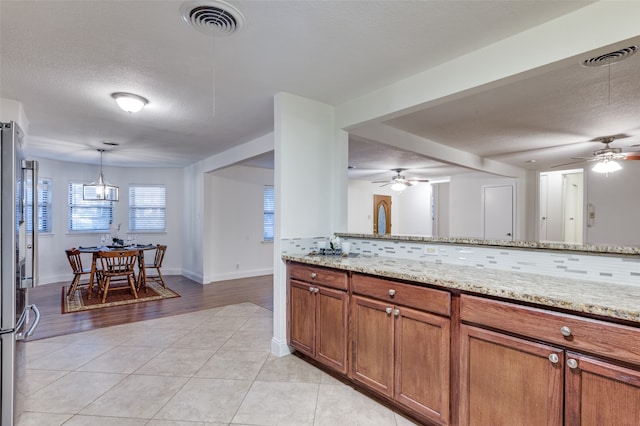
[78,244,157,300]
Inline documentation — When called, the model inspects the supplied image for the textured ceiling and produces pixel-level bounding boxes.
[0,0,597,173]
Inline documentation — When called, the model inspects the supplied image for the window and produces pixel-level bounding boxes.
[68,182,113,232]
[263,185,274,241]
[129,185,166,232]
[26,178,52,233]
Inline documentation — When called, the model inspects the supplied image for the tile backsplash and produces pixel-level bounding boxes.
[281,237,640,287]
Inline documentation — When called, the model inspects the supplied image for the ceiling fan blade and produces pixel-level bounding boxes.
[624,152,640,160]
[372,180,390,183]
[378,182,391,187]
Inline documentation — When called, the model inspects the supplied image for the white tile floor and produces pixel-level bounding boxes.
[18,302,418,426]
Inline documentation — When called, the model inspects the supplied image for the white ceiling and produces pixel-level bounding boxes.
[4,0,639,181]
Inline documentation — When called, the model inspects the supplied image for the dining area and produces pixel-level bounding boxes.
[63,243,174,313]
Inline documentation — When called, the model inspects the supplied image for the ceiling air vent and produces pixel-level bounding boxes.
[582,46,638,67]
[180,1,245,36]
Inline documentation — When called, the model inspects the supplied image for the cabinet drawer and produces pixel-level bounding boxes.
[461,294,640,366]
[288,262,348,291]
[352,274,450,317]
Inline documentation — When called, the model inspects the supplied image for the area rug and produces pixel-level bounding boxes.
[62,281,180,314]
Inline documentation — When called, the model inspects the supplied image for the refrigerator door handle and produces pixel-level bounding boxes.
[16,304,40,341]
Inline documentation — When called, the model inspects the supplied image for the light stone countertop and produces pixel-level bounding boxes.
[283,253,640,325]
[336,233,640,256]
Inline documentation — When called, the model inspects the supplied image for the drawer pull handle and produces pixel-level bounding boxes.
[385,307,393,315]
[388,289,396,297]
[393,309,400,317]
[548,353,559,364]
[560,326,572,337]
[310,272,317,279]
[567,358,579,369]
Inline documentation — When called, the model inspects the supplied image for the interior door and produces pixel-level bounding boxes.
[483,185,514,240]
[373,195,391,235]
[562,173,583,244]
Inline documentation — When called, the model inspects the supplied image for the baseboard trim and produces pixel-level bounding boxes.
[270,336,292,357]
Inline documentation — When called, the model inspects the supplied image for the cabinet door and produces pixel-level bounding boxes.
[288,279,316,356]
[351,295,394,397]
[565,352,640,426]
[395,306,451,425]
[316,286,348,374]
[460,325,564,426]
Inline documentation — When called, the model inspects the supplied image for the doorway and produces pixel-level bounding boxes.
[539,169,583,244]
[373,194,391,235]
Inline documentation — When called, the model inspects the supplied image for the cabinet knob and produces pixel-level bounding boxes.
[385,307,393,315]
[310,272,317,279]
[548,353,559,364]
[393,308,400,317]
[560,326,572,337]
[313,287,319,293]
[309,287,314,292]
[388,289,396,297]
[567,358,579,369]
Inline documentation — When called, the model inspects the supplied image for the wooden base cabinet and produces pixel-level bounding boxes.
[565,352,640,426]
[460,295,640,426]
[351,291,451,425]
[459,325,564,426]
[287,264,348,374]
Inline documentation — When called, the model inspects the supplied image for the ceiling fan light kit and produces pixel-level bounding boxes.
[391,181,407,191]
[373,168,429,191]
[592,159,622,174]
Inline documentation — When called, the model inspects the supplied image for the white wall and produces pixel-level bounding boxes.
[395,183,431,236]
[209,165,274,281]
[273,92,346,356]
[449,172,521,239]
[34,157,184,285]
[585,162,640,246]
[347,180,431,236]
[181,133,274,283]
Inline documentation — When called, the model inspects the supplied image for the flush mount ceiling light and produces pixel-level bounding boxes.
[83,149,119,201]
[111,92,149,113]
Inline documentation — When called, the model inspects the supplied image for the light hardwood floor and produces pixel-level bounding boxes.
[27,274,273,340]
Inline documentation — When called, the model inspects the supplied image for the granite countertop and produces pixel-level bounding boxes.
[283,253,640,325]
[336,233,640,256]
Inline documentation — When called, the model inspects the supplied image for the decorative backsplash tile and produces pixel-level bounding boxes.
[281,236,640,287]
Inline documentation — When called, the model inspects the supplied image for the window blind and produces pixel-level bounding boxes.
[129,185,166,232]
[25,178,52,233]
[68,182,113,231]
[263,185,274,241]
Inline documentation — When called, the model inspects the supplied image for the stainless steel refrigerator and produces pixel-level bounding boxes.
[1,121,41,425]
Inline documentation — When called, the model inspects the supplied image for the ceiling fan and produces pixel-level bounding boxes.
[372,168,430,191]
[551,135,640,173]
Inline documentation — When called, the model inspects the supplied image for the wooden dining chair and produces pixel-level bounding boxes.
[144,245,167,288]
[65,248,93,296]
[96,250,139,303]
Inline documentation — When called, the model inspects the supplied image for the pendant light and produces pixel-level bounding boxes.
[83,149,119,201]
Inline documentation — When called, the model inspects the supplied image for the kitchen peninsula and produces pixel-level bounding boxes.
[283,235,640,425]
